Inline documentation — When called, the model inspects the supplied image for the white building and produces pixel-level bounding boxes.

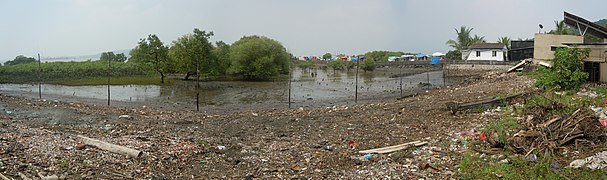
[463,43,507,61]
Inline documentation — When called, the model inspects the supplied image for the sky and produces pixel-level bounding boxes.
[0,0,605,63]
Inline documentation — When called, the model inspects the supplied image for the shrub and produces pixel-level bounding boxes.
[533,48,589,90]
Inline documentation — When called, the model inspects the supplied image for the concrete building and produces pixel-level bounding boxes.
[533,33,584,62]
[532,11,607,82]
[464,43,507,61]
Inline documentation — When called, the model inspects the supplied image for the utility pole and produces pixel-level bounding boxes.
[107,58,111,106]
[38,54,41,99]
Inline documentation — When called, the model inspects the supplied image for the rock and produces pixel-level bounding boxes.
[75,143,86,150]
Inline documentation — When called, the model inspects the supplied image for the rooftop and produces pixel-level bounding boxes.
[469,43,505,49]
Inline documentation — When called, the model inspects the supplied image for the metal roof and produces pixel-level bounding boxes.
[564,11,607,39]
[468,43,505,49]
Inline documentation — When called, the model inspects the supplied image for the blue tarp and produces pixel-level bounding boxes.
[431,56,441,65]
[415,53,426,57]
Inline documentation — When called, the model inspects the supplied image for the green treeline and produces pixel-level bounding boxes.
[0,60,144,83]
[0,28,292,84]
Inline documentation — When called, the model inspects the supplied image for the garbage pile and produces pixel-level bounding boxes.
[506,107,605,155]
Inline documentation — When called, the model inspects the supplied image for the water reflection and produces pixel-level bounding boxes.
[0,67,448,106]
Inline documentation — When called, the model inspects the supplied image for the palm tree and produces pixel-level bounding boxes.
[497,37,511,51]
[470,35,486,45]
[446,26,474,50]
[549,20,574,35]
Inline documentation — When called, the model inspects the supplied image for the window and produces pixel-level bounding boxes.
[476,51,480,57]
[492,51,497,57]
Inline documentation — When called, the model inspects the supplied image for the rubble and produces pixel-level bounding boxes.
[0,72,535,178]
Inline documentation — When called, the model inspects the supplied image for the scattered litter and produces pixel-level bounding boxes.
[577,89,599,99]
[569,151,607,170]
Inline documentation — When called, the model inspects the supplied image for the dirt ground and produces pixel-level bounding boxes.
[0,71,534,179]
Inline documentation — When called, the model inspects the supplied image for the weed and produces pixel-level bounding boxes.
[484,117,519,147]
[457,151,606,179]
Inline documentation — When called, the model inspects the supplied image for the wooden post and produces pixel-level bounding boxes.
[288,62,292,109]
[442,64,446,86]
[37,53,42,99]
[107,58,111,106]
[399,63,403,97]
[355,56,359,103]
[196,60,200,111]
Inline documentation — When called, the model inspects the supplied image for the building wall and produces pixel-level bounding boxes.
[600,63,607,82]
[533,33,584,60]
[466,49,504,61]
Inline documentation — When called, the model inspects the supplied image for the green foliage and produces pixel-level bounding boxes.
[227,35,290,80]
[129,34,172,83]
[213,41,231,76]
[4,55,36,66]
[169,28,216,80]
[596,19,607,27]
[100,52,127,62]
[548,20,575,35]
[484,117,519,147]
[360,58,376,72]
[345,61,356,71]
[322,53,332,60]
[363,51,404,62]
[457,152,606,179]
[446,26,485,51]
[328,60,343,71]
[0,60,146,83]
[497,37,511,51]
[445,50,462,60]
[297,60,314,71]
[533,48,589,90]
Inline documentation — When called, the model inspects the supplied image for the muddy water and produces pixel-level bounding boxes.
[0,67,458,111]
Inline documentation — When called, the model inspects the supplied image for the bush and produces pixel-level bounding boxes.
[360,58,376,72]
[228,35,290,80]
[533,48,589,90]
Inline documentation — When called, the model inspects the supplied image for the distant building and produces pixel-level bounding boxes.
[464,43,507,61]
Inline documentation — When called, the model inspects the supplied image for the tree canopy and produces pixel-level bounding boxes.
[363,51,405,62]
[322,53,332,60]
[360,58,376,72]
[446,26,486,51]
[444,50,462,60]
[169,28,216,80]
[497,37,511,51]
[100,52,127,62]
[129,34,171,83]
[228,35,290,80]
[548,20,575,35]
[4,55,36,66]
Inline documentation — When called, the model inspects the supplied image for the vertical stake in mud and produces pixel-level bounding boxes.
[288,62,292,109]
[107,58,110,106]
[355,56,359,103]
[37,53,41,99]
[399,62,403,97]
[442,64,446,86]
[196,60,200,111]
